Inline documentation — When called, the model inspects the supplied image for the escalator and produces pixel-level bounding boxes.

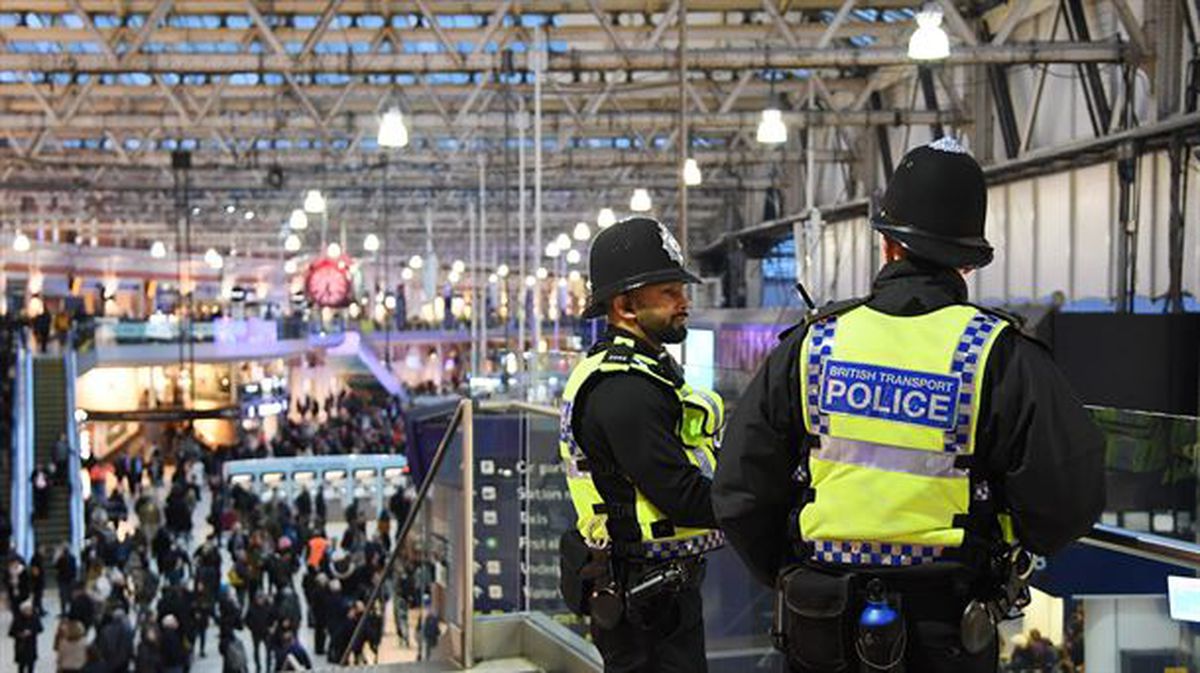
[30,356,72,550]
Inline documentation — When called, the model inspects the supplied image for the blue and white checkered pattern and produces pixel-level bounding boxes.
[642,530,726,560]
[943,312,1001,453]
[805,317,839,435]
[811,540,946,567]
[560,400,589,478]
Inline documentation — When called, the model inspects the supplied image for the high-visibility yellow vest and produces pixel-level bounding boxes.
[798,304,1011,567]
[560,335,725,560]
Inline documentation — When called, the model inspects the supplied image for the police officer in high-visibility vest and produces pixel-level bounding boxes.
[712,138,1106,673]
[558,217,724,673]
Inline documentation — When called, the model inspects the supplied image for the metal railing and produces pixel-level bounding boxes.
[1079,523,1200,570]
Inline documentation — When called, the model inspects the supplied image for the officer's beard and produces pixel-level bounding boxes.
[635,312,688,345]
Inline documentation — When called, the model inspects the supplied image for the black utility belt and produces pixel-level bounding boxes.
[558,530,705,630]
[773,563,992,673]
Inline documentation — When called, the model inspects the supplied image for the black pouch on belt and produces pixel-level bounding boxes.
[775,564,858,673]
[558,530,612,617]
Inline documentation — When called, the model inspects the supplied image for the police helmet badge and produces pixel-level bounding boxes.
[658,223,684,265]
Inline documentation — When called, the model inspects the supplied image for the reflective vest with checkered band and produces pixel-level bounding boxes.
[560,336,725,559]
[798,304,1013,565]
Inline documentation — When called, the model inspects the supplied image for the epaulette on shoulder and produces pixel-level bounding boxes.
[777,296,870,341]
[969,303,1054,350]
[600,340,636,366]
[970,303,1025,329]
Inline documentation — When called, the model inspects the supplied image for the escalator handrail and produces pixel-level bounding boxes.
[1079,523,1200,571]
[340,398,467,666]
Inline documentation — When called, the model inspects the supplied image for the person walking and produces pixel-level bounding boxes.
[10,600,42,673]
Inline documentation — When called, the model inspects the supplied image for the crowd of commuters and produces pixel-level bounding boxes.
[1,390,444,673]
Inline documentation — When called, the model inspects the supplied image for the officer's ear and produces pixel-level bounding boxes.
[610,292,639,322]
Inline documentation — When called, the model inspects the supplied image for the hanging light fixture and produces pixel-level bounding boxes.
[568,270,582,282]
[554,232,571,250]
[630,188,652,212]
[377,107,410,149]
[244,210,256,221]
[150,240,167,259]
[566,249,582,265]
[573,221,591,241]
[285,234,302,252]
[757,106,788,144]
[908,4,950,61]
[497,263,510,278]
[284,259,298,274]
[488,273,498,284]
[384,294,397,310]
[544,241,561,258]
[363,233,380,253]
[224,204,237,214]
[14,231,33,252]
[536,266,549,280]
[408,254,424,269]
[289,209,309,231]
[451,259,466,274]
[204,248,223,269]
[448,270,462,284]
[326,242,342,258]
[683,158,703,186]
[597,208,617,229]
[303,189,326,214]
[401,267,414,280]
[524,275,536,288]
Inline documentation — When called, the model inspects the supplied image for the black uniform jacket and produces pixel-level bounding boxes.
[712,258,1107,586]
[572,327,718,548]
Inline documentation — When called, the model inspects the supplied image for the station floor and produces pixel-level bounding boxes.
[0,468,425,673]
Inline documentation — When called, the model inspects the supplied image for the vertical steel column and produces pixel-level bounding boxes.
[1167,134,1188,312]
[518,98,527,372]
[917,66,945,140]
[1064,0,1113,136]
[868,92,894,180]
[678,0,689,257]
[532,28,544,385]
[469,199,479,375]
[479,153,488,371]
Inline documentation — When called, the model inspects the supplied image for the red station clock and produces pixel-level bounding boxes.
[304,256,353,307]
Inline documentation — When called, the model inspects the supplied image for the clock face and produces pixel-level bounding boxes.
[305,259,352,307]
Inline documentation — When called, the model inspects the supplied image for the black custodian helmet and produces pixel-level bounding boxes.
[583,217,701,319]
[872,137,993,269]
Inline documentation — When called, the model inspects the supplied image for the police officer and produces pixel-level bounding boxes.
[559,217,725,673]
[712,138,1106,673]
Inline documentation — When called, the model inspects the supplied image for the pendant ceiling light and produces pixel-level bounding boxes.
[630,188,652,212]
[683,158,703,186]
[289,209,309,231]
[908,4,950,61]
[303,189,326,214]
[377,107,410,149]
[597,208,617,229]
